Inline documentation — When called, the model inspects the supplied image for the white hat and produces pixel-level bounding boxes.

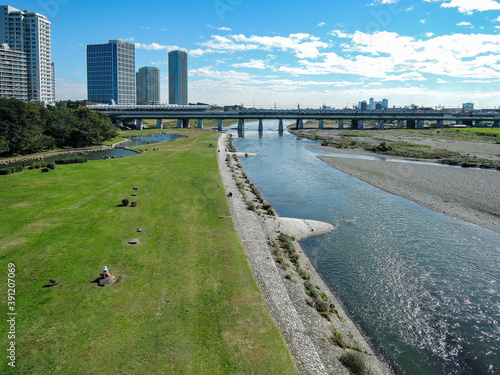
[103,266,109,272]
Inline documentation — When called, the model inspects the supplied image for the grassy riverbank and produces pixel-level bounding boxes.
[0,130,297,374]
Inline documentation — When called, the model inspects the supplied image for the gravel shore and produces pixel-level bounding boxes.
[314,147,500,234]
[218,133,392,375]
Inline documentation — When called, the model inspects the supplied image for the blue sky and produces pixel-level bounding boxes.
[7,0,500,107]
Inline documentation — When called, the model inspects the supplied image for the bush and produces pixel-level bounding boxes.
[331,329,347,349]
[55,157,88,165]
[339,352,366,374]
[47,163,56,170]
[0,166,23,175]
[41,168,49,173]
[0,168,12,175]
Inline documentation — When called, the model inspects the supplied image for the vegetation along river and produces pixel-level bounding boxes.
[229,120,499,375]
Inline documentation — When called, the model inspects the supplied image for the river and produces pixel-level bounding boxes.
[229,121,499,375]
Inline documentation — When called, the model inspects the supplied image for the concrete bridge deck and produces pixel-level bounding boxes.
[88,105,500,130]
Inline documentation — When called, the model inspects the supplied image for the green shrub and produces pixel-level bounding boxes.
[0,168,12,175]
[339,352,366,374]
[0,166,23,175]
[298,269,310,280]
[55,157,88,165]
[331,329,347,349]
[47,163,56,170]
[304,281,318,299]
[315,299,329,313]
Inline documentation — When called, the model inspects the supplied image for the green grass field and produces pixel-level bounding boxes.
[0,130,297,374]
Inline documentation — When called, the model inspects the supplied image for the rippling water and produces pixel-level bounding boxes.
[230,121,500,374]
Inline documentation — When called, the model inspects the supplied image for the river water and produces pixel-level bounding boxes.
[229,121,500,375]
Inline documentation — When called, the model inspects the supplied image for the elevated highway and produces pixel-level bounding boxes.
[88,105,500,131]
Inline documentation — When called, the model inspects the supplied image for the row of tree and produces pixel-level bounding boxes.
[0,98,118,157]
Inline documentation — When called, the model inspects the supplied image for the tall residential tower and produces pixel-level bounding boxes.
[136,66,160,105]
[168,50,187,105]
[87,40,136,105]
[0,5,55,105]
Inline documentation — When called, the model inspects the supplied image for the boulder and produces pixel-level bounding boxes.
[98,275,116,287]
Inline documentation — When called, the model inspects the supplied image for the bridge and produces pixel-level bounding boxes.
[88,104,500,131]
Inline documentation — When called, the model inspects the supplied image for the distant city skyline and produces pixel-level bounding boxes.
[5,0,500,107]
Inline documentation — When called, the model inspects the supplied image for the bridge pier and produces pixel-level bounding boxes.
[378,120,385,130]
[156,119,163,129]
[258,119,263,131]
[338,119,344,130]
[177,119,182,128]
[297,119,304,129]
[238,118,244,131]
[136,119,143,130]
[197,119,203,129]
[319,119,324,129]
[436,120,443,128]
[417,120,424,129]
[278,119,284,131]
[464,120,473,127]
[397,120,404,129]
[493,120,500,128]
[407,120,416,129]
[218,119,223,131]
[116,119,122,128]
[351,119,364,130]
[475,120,483,127]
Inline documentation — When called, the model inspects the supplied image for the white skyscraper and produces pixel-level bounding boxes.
[0,5,55,105]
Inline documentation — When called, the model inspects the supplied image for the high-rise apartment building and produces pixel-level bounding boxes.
[0,5,55,105]
[136,66,160,105]
[87,40,136,105]
[168,50,187,105]
[0,43,27,100]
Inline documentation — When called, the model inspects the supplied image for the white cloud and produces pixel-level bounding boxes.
[135,42,183,51]
[426,32,435,37]
[457,21,473,26]
[199,33,328,59]
[207,24,232,31]
[440,0,500,14]
[232,59,268,69]
[274,31,500,81]
[317,22,326,27]
[420,19,427,23]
